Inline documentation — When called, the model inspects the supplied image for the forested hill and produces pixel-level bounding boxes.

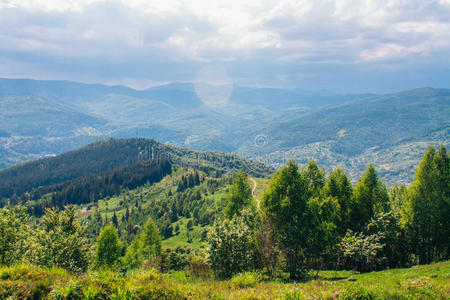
[0,138,273,201]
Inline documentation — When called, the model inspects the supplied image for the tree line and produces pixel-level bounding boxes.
[0,145,447,281]
[208,145,449,279]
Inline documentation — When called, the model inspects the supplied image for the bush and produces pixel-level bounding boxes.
[207,214,258,279]
[230,272,261,289]
[50,280,81,299]
[189,248,210,277]
[111,284,134,300]
[82,285,101,300]
[30,206,91,273]
[0,206,30,266]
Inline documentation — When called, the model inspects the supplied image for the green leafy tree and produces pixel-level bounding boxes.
[305,196,340,268]
[96,224,123,269]
[402,145,449,263]
[339,229,384,273]
[223,172,252,219]
[434,145,450,259]
[31,206,90,272]
[366,212,409,269]
[0,206,30,265]
[207,213,258,279]
[389,184,407,216]
[323,168,353,235]
[123,238,141,270]
[303,161,325,197]
[262,159,311,279]
[123,217,161,270]
[340,211,407,272]
[352,164,389,231]
[139,217,161,258]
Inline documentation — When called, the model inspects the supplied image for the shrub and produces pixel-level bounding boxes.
[189,249,210,277]
[207,214,258,279]
[82,285,101,300]
[50,280,81,299]
[230,272,261,289]
[111,284,134,300]
[0,206,30,265]
[30,206,91,273]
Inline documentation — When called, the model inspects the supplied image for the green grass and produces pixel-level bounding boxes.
[77,167,231,248]
[1,261,448,299]
[162,218,205,249]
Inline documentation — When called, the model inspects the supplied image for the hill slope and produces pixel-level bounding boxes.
[0,78,448,184]
[0,138,272,201]
[238,88,450,184]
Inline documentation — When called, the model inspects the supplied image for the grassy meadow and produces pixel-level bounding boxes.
[1,260,448,299]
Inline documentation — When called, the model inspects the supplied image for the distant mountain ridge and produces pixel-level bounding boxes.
[236,87,450,184]
[0,77,448,184]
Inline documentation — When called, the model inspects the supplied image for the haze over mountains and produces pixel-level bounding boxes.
[0,78,448,184]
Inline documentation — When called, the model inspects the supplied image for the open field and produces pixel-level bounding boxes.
[1,260,448,299]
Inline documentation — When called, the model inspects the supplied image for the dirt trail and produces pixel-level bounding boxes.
[249,177,260,210]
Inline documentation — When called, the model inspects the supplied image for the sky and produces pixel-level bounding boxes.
[0,0,449,93]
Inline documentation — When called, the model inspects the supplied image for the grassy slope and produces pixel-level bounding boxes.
[78,166,231,249]
[1,261,448,299]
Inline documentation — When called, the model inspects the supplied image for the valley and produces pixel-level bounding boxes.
[1,78,448,184]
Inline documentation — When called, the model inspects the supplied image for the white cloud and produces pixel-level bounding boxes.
[0,0,449,91]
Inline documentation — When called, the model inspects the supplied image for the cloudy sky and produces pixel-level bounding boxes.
[0,0,449,92]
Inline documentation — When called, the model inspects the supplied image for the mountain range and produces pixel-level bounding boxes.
[0,78,448,184]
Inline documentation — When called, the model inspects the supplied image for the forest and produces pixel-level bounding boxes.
[0,145,448,299]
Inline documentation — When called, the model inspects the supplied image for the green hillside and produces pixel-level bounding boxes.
[0,78,448,184]
[0,138,272,201]
[238,88,450,184]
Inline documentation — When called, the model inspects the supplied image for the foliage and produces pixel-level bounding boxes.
[229,271,261,289]
[256,218,282,277]
[401,145,449,264]
[262,159,311,279]
[124,217,161,270]
[366,211,409,269]
[95,225,123,269]
[339,230,384,273]
[0,144,449,287]
[30,206,91,273]
[189,247,210,277]
[352,164,390,231]
[32,159,171,216]
[223,172,252,219]
[207,214,258,279]
[0,205,30,265]
[263,159,340,279]
[0,138,273,205]
[0,260,448,299]
[322,167,353,235]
